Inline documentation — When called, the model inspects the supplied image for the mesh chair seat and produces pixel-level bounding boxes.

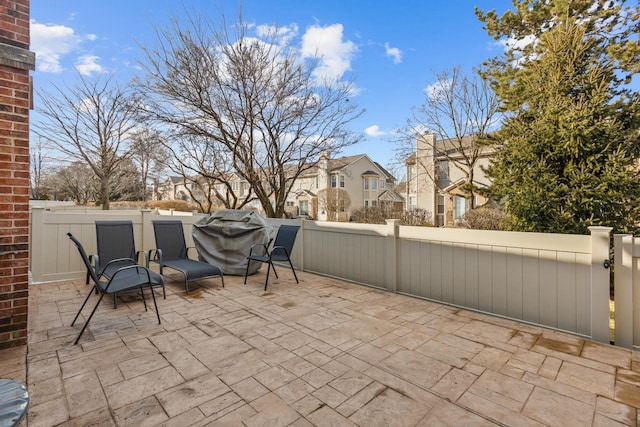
[151,220,224,293]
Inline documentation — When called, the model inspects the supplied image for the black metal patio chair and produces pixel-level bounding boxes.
[68,232,161,345]
[150,220,224,293]
[93,220,165,304]
[244,224,300,291]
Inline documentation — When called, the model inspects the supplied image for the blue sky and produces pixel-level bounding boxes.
[30,0,514,170]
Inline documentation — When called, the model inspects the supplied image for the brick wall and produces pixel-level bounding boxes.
[0,0,34,349]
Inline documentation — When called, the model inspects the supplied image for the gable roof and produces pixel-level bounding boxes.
[378,189,404,202]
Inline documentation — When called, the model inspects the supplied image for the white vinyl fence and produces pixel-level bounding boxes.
[31,208,625,347]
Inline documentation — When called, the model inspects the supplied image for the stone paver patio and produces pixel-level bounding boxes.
[1,268,639,426]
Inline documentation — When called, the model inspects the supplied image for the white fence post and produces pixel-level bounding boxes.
[299,219,305,272]
[613,234,633,348]
[589,226,613,343]
[29,207,45,283]
[385,219,399,293]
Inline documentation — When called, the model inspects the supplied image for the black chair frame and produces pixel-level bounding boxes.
[68,232,161,345]
[244,225,300,291]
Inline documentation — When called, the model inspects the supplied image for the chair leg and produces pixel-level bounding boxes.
[243,260,251,284]
[264,261,273,291]
[74,293,107,345]
[139,286,148,311]
[149,284,161,324]
[71,286,96,327]
[287,259,299,284]
[220,272,225,288]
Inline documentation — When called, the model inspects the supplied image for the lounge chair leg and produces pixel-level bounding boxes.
[220,272,225,288]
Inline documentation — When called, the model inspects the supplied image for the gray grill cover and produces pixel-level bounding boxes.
[192,210,273,275]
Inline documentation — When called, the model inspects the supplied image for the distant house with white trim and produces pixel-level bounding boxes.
[405,132,492,226]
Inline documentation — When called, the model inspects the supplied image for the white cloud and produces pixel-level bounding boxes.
[425,79,452,101]
[365,125,386,137]
[301,23,356,81]
[30,20,81,73]
[384,42,402,64]
[75,55,104,76]
[30,19,99,74]
[256,23,299,45]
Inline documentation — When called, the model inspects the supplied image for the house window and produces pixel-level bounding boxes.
[331,175,337,188]
[232,182,239,192]
[409,196,417,210]
[438,161,449,181]
[371,178,377,190]
[379,179,385,189]
[299,200,309,216]
[454,196,467,221]
[364,200,369,207]
[339,199,345,212]
[371,200,377,207]
[339,175,345,188]
[437,195,445,214]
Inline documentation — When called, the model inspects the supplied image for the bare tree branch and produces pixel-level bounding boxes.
[135,7,363,217]
[33,72,139,209]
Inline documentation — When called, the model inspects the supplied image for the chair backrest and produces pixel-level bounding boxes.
[95,221,137,266]
[152,220,188,260]
[67,233,101,284]
[271,225,300,259]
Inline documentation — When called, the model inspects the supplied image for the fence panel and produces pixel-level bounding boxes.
[30,210,614,343]
[395,226,596,338]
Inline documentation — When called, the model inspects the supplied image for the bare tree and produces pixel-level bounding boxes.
[136,8,363,217]
[30,138,48,199]
[50,162,98,204]
[397,66,500,208]
[33,72,138,209]
[317,188,351,221]
[165,134,257,213]
[129,128,168,201]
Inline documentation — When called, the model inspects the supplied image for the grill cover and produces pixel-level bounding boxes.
[192,210,273,275]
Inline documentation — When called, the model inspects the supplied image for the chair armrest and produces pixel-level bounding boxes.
[103,265,152,292]
[248,243,269,257]
[87,254,98,284]
[136,250,150,268]
[269,245,291,259]
[149,249,164,274]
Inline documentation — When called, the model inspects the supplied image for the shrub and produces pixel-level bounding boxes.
[460,207,509,230]
[349,206,434,226]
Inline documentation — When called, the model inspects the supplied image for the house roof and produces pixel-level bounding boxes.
[328,154,365,172]
[378,189,405,202]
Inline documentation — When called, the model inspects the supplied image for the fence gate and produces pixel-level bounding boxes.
[613,234,640,350]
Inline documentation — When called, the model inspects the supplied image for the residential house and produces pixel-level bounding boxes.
[155,176,189,201]
[285,152,401,220]
[154,153,402,220]
[406,132,492,226]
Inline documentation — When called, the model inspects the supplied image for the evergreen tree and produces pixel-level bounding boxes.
[476,2,640,234]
